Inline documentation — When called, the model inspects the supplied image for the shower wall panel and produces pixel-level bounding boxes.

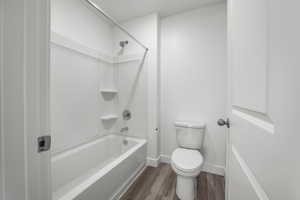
[50,0,115,153]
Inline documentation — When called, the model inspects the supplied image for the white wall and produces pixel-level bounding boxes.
[51,0,116,153]
[113,14,160,160]
[51,0,113,54]
[160,3,227,171]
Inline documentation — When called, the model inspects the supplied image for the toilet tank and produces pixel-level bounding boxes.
[174,121,206,149]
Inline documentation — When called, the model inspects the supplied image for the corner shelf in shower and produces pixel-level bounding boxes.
[100,89,118,95]
[100,115,118,121]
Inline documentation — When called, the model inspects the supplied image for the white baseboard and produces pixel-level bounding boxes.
[159,154,225,176]
[146,156,160,167]
[160,154,171,164]
[111,163,146,200]
[202,162,225,176]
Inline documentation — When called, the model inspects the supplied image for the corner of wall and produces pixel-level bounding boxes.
[157,13,162,158]
[0,0,4,198]
[144,13,160,160]
[146,156,160,167]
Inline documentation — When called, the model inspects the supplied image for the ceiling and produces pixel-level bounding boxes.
[94,0,225,21]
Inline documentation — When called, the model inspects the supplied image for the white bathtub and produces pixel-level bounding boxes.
[51,134,147,200]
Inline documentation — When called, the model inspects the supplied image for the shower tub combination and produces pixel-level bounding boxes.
[52,135,147,200]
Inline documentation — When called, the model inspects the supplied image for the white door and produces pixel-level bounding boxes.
[0,0,51,199]
[226,0,300,200]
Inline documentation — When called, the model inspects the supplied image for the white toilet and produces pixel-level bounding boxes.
[171,121,205,200]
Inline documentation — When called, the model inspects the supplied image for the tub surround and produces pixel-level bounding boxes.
[51,0,159,164]
[113,13,160,161]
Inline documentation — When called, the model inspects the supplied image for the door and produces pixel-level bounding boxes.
[226,0,300,200]
[0,0,51,199]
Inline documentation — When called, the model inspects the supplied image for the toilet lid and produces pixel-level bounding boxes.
[171,148,203,173]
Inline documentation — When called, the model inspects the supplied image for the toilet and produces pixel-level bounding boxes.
[171,121,205,200]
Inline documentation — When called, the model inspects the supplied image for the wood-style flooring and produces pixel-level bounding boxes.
[120,163,225,200]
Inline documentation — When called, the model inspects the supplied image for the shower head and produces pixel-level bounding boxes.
[119,40,129,48]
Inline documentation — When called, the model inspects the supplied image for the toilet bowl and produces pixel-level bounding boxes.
[171,148,203,200]
[171,120,205,200]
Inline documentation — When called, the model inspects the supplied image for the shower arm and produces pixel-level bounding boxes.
[84,0,149,51]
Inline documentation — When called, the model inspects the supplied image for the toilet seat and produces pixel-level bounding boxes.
[171,148,203,175]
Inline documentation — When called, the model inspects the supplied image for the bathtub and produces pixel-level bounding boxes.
[51,134,147,200]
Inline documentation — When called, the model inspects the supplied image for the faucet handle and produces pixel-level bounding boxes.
[120,127,129,132]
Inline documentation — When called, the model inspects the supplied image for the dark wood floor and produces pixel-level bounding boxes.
[120,163,225,200]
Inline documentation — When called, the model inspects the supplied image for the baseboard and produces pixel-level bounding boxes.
[146,156,161,167]
[159,154,225,176]
[160,154,171,164]
[111,163,146,200]
[202,162,225,176]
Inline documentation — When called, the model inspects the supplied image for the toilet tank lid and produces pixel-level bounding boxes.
[174,121,206,129]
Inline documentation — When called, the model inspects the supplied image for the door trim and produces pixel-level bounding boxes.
[225,0,233,199]
[1,0,51,199]
[0,0,4,198]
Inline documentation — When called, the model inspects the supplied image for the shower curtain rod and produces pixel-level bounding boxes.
[85,0,149,51]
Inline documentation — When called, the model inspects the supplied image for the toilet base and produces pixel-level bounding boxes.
[176,175,197,200]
